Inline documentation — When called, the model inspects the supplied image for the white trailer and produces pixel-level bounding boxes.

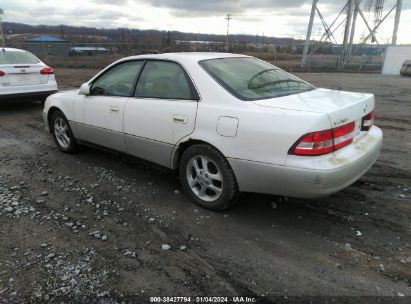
[382,45,411,75]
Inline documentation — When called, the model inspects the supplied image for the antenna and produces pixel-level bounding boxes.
[225,13,232,52]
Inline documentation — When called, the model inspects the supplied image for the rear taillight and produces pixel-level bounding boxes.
[361,111,374,131]
[0,70,5,77]
[291,130,333,156]
[40,67,54,75]
[290,121,355,156]
[333,122,355,150]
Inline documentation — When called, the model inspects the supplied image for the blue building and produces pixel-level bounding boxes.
[26,36,67,43]
[26,36,68,57]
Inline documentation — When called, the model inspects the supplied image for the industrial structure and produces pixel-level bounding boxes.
[300,0,403,70]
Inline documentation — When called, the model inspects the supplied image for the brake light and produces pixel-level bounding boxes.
[0,70,5,77]
[40,67,54,75]
[361,111,374,131]
[333,122,355,150]
[290,121,355,156]
[292,130,333,156]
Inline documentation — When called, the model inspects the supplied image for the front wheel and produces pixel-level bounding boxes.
[50,110,79,153]
[179,144,239,211]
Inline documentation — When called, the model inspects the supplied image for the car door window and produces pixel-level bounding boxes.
[135,61,194,100]
[91,61,143,97]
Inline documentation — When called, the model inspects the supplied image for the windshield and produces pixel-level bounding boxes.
[0,50,40,64]
[200,57,315,101]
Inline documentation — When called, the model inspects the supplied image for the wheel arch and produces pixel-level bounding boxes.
[171,138,228,170]
[47,106,64,132]
[175,138,240,210]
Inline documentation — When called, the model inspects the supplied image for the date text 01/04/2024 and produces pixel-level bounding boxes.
[149,296,257,303]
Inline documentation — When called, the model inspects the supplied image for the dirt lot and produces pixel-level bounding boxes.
[0,70,410,303]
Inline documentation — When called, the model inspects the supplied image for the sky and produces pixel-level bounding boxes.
[0,0,410,44]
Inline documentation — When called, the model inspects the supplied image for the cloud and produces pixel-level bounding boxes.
[90,0,129,5]
[144,0,308,16]
[0,0,409,43]
[1,0,144,28]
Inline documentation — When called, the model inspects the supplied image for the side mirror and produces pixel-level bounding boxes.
[79,83,90,95]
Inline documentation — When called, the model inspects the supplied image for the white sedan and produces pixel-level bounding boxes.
[43,53,383,210]
[0,48,57,102]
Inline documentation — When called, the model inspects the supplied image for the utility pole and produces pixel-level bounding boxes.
[262,32,265,49]
[60,25,65,39]
[301,0,318,66]
[392,0,402,45]
[121,27,126,52]
[0,8,5,48]
[225,13,231,52]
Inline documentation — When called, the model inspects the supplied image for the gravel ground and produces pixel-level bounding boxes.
[0,70,410,303]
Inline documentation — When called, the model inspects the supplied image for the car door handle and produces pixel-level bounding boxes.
[110,105,120,112]
[173,114,188,124]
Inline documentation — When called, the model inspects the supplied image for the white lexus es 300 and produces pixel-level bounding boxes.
[43,53,382,210]
[0,47,57,102]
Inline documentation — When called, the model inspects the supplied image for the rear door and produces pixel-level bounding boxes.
[123,60,199,168]
[74,60,144,152]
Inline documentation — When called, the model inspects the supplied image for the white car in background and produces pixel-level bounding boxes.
[43,53,383,210]
[0,47,57,102]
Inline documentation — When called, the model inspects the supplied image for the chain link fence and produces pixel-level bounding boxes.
[5,41,385,73]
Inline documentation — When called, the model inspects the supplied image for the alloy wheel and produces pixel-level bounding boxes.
[186,155,224,202]
[53,117,71,149]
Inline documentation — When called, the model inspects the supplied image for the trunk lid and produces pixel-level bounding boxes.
[251,88,374,130]
[0,64,49,86]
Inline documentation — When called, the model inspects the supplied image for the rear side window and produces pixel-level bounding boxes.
[91,61,143,97]
[135,61,194,100]
[0,50,40,64]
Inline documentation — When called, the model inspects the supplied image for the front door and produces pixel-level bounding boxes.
[74,60,144,152]
[123,60,199,168]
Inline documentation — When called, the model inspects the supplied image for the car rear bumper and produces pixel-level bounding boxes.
[228,126,383,198]
[0,90,58,101]
[0,79,58,101]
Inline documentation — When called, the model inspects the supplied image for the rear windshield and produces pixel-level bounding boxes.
[200,57,315,101]
[0,50,40,64]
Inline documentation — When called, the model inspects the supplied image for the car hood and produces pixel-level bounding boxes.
[59,89,80,95]
[251,88,375,128]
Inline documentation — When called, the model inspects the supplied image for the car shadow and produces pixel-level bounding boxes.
[0,100,43,112]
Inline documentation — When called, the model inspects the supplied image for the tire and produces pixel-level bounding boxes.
[179,144,239,211]
[50,110,79,153]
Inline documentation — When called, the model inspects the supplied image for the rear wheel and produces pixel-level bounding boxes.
[179,144,239,211]
[50,111,78,153]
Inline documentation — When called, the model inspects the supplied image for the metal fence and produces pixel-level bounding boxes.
[5,41,385,73]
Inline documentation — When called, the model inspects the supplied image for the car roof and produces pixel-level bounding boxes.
[0,47,29,53]
[122,52,250,63]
